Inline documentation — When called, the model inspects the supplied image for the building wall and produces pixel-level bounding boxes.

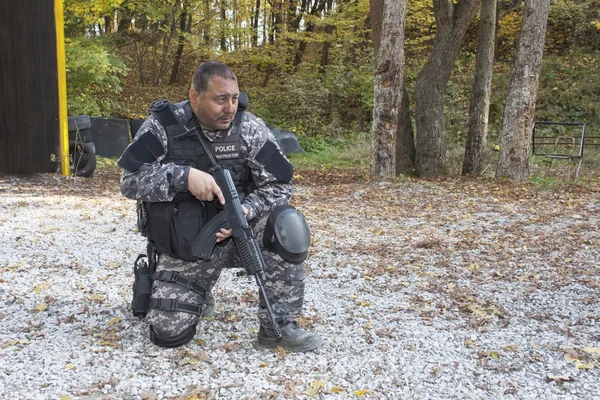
[0,0,60,175]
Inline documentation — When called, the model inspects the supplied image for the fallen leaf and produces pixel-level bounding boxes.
[2,339,19,349]
[108,317,121,326]
[464,339,477,349]
[64,364,76,370]
[34,303,48,312]
[355,389,371,398]
[258,362,267,368]
[545,374,573,384]
[33,282,49,293]
[583,347,600,356]
[575,360,595,370]
[304,380,325,397]
[330,386,344,393]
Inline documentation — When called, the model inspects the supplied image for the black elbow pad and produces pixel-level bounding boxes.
[255,140,294,183]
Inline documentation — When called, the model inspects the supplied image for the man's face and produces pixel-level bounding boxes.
[189,76,239,131]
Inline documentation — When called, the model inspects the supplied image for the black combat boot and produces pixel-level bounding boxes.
[257,321,323,352]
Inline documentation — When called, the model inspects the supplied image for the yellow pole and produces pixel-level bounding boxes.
[55,0,70,176]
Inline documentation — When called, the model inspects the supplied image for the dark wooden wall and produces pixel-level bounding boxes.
[0,0,60,175]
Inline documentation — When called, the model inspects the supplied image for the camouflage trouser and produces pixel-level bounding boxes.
[145,212,306,340]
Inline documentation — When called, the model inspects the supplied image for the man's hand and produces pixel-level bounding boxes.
[188,168,225,204]
[216,206,248,242]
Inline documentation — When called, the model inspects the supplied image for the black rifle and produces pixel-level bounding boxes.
[186,126,282,340]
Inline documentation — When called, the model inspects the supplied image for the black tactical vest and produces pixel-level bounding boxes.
[144,99,252,260]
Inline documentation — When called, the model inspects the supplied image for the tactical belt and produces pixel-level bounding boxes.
[151,270,207,298]
[147,298,202,316]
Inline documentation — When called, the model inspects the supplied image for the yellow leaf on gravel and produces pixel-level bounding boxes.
[96,341,116,347]
[19,338,30,345]
[33,282,49,293]
[2,339,19,349]
[58,396,72,400]
[108,261,119,269]
[355,389,371,398]
[304,380,325,397]
[330,386,344,393]
[583,347,600,356]
[490,351,499,359]
[194,339,207,346]
[258,362,267,368]
[575,360,595,370]
[108,317,121,326]
[34,303,48,312]
[64,364,75,370]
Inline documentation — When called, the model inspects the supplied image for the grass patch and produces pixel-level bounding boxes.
[289,135,371,170]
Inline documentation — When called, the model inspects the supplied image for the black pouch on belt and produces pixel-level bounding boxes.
[131,254,152,319]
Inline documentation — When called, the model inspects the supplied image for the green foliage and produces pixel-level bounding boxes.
[289,134,371,170]
[537,51,600,123]
[66,38,129,116]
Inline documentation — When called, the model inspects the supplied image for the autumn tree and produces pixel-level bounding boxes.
[370,0,407,177]
[414,0,480,178]
[496,0,551,181]
[371,0,415,174]
[462,0,497,176]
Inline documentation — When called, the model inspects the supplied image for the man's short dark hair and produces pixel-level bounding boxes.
[191,61,237,94]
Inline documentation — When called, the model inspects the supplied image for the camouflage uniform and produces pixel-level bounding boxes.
[120,101,305,341]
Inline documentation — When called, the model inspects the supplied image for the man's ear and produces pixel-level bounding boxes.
[189,87,198,107]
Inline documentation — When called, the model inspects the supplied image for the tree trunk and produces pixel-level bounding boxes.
[169,2,190,85]
[371,0,415,174]
[396,87,415,172]
[220,1,227,51]
[370,0,407,178]
[293,0,326,66]
[414,0,480,178]
[252,0,261,46]
[496,0,551,180]
[462,0,497,175]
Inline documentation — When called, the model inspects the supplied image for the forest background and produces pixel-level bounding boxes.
[62,0,600,179]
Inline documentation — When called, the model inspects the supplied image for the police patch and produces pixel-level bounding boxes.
[211,141,240,160]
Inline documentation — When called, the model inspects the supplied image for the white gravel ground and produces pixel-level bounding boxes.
[0,173,599,400]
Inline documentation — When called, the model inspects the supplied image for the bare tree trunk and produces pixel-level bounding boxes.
[496,0,550,180]
[252,0,261,46]
[414,0,480,178]
[220,0,227,51]
[370,0,407,178]
[462,0,497,175]
[371,0,415,174]
[169,1,190,85]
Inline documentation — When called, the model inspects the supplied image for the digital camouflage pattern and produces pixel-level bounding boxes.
[120,101,292,220]
[149,213,306,338]
[119,101,305,340]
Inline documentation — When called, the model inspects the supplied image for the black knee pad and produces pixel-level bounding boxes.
[149,324,196,348]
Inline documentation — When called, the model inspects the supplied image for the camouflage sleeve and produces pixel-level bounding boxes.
[240,114,294,220]
[119,115,190,202]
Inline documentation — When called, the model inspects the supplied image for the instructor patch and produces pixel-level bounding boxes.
[211,141,240,160]
[255,140,294,183]
[118,131,165,172]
